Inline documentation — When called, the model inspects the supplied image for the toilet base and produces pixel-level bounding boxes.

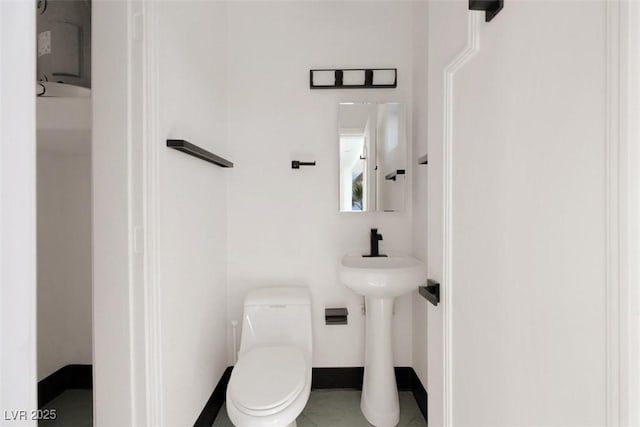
[226,376,310,427]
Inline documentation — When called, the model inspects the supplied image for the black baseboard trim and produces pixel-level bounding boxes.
[395,367,415,391]
[195,366,427,426]
[311,366,415,391]
[194,367,233,427]
[410,369,428,423]
[311,367,363,389]
[38,364,92,408]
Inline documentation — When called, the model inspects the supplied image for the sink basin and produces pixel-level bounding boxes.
[339,252,426,298]
[339,252,426,426]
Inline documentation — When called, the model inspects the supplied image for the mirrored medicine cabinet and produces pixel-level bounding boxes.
[338,102,406,213]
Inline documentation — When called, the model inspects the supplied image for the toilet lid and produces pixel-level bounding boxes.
[229,346,307,415]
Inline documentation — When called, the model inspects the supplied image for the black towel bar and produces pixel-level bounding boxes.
[292,160,316,169]
[419,279,440,306]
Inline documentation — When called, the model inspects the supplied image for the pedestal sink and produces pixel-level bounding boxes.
[339,253,426,427]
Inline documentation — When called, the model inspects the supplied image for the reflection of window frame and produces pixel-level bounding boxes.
[352,172,363,211]
[339,133,366,211]
[361,132,368,211]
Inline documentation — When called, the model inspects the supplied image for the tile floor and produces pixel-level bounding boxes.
[36,388,426,427]
[38,389,93,427]
[214,390,427,427]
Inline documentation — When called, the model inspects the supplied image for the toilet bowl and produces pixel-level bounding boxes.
[226,287,312,427]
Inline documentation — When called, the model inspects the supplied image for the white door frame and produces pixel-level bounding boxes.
[605,1,622,424]
[618,1,640,424]
[91,0,151,425]
[0,1,37,424]
[441,12,480,427]
[440,1,638,426]
[140,1,164,424]
[93,0,164,425]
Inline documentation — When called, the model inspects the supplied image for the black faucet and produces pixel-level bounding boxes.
[363,228,387,257]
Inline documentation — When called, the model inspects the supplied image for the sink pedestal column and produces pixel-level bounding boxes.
[361,296,399,427]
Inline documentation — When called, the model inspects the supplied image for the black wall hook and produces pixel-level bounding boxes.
[469,0,503,22]
[292,160,316,169]
[385,169,406,181]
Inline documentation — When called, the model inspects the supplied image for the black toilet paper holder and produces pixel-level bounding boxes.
[325,308,348,325]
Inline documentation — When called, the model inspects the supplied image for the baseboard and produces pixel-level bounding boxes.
[410,369,428,422]
[194,367,233,427]
[311,366,414,390]
[311,367,364,389]
[38,364,92,408]
[195,366,427,426]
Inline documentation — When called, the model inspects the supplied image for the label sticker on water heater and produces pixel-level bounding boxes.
[38,31,51,57]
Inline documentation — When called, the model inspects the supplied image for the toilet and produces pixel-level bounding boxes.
[226,287,312,427]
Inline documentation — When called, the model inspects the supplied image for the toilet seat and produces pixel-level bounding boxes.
[228,345,307,417]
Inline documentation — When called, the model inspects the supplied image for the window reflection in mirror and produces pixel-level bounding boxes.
[339,102,405,212]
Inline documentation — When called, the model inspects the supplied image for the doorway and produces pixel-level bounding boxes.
[35,1,93,425]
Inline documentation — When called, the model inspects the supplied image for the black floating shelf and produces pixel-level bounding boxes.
[418,154,428,165]
[310,68,397,89]
[469,0,503,22]
[419,279,440,306]
[385,169,406,181]
[166,140,233,168]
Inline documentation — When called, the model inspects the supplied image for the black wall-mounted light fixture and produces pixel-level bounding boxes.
[310,68,397,89]
[469,0,503,22]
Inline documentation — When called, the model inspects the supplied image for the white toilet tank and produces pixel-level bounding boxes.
[239,287,312,358]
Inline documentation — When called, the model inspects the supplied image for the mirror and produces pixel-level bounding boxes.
[339,102,406,212]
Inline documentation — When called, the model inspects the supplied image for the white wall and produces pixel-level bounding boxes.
[92,1,137,424]
[37,144,92,380]
[428,1,609,425]
[0,0,37,422]
[225,1,418,368]
[625,3,640,423]
[410,0,429,394]
[156,2,229,425]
